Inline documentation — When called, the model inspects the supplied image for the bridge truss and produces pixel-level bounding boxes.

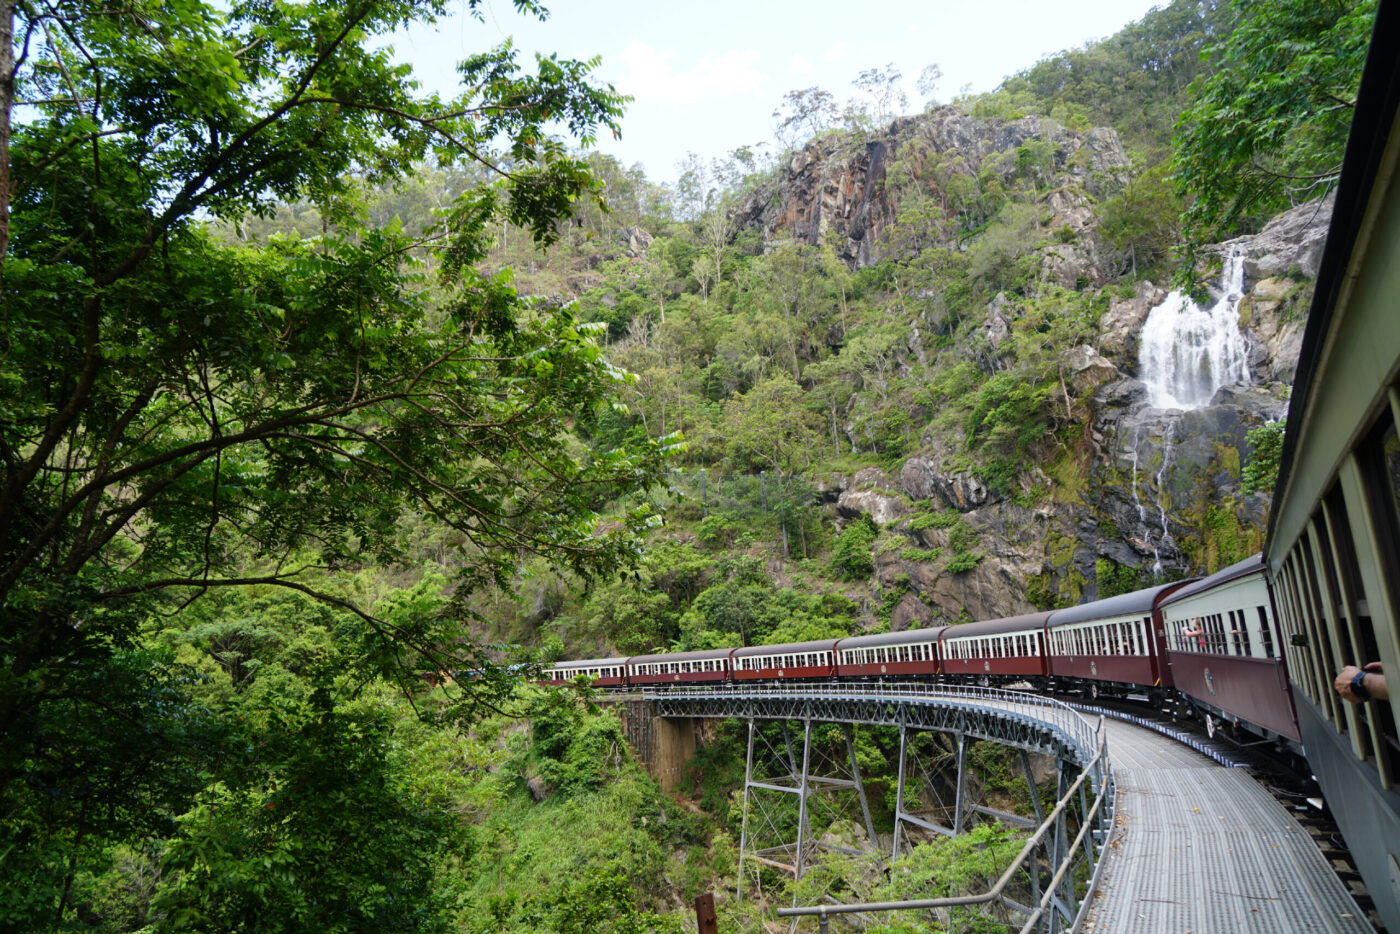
[636,682,1114,933]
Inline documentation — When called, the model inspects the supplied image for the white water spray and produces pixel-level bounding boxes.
[1129,420,1146,524]
[1138,252,1252,409]
[1151,421,1176,575]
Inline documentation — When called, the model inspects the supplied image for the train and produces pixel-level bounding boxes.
[543,562,1293,752]
[547,5,1400,928]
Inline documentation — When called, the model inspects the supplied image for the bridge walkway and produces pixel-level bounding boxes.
[1085,718,1370,933]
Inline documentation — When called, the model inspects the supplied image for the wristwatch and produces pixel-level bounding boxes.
[1351,669,1372,701]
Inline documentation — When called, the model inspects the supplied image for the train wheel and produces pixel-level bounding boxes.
[1206,714,1216,739]
[1090,683,1099,699]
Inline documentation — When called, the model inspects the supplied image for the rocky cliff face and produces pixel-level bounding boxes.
[734,108,1131,268]
[823,196,1328,626]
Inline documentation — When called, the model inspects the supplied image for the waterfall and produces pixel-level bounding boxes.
[1138,251,1252,409]
[1129,420,1146,524]
[1151,421,1175,575]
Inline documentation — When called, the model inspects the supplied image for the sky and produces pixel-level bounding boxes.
[399,0,1164,186]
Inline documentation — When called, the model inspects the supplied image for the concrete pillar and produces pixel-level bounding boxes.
[648,715,697,792]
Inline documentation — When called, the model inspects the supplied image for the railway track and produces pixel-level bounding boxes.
[1071,695,1386,932]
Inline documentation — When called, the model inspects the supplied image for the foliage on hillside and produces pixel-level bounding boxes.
[0,0,1375,928]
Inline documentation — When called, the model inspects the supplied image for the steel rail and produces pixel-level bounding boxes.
[605,681,1100,762]
[775,719,1108,928]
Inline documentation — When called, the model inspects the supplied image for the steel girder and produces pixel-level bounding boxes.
[652,693,1083,763]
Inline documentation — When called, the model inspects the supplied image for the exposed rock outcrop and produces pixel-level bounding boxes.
[902,455,996,513]
[1228,193,1335,281]
[735,109,1131,268]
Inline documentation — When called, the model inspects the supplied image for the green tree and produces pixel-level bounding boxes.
[154,689,466,933]
[0,0,666,924]
[1099,163,1183,277]
[720,375,825,477]
[1242,420,1285,494]
[1173,0,1377,247]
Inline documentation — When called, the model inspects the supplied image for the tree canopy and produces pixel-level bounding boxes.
[1173,0,1377,245]
[0,0,669,925]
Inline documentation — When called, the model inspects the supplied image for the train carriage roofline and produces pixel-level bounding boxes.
[549,656,631,669]
[626,648,734,666]
[940,611,1054,637]
[835,627,949,650]
[1047,580,1194,626]
[1158,554,1266,608]
[731,638,842,658]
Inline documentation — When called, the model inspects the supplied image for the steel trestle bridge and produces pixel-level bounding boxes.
[608,682,1114,933]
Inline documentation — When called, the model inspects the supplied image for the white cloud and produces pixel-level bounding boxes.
[616,42,768,104]
[787,53,813,76]
[822,41,850,63]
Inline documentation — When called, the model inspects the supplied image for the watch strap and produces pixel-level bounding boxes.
[1351,669,1372,701]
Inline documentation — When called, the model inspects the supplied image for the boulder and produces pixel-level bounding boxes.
[836,488,906,525]
[1064,345,1121,397]
[901,456,996,512]
[526,775,552,802]
[1097,281,1167,365]
[1228,194,1333,280]
[1041,243,1091,289]
[619,225,653,257]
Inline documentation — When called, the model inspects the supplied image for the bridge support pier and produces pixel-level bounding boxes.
[736,717,878,892]
[892,725,967,859]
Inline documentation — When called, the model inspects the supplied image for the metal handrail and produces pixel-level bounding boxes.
[607,681,1100,763]
[775,718,1110,931]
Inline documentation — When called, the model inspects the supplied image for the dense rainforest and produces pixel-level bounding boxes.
[0,0,1377,930]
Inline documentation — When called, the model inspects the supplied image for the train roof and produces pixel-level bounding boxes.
[837,627,947,649]
[550,657,628,669]
[1160,554,1265,607]
[1048,581,1194,627]
[628,648,732,665]
[942,611,1054,637]
[732,638,840,657]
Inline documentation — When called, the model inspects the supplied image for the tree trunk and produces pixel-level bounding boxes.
[0,0,15,269]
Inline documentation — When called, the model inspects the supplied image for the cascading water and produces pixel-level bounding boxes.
[1138,251,1252,409]
[1152,421,1175,575]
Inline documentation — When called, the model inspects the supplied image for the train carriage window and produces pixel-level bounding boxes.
[1283,554,1325,703]
[1300,531,1345,723]
[1338,435,1400,782]
[1363,415,1400,624]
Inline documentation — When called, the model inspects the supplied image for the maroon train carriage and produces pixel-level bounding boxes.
[732,639,838,681]
[627,648,733,686]
[834,628,943,680]
[1047,581,1192,698]
[939,612,1051,686]
[1160,554,1300,743]
[542,657,630,688]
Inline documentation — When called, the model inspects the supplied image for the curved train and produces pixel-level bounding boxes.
[548,7,1400,928]
[544,554,1295,746]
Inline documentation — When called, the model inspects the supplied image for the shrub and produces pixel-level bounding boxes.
[830,515,879,581]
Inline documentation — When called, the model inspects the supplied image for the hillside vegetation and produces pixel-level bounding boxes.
[0,0,1375,930]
